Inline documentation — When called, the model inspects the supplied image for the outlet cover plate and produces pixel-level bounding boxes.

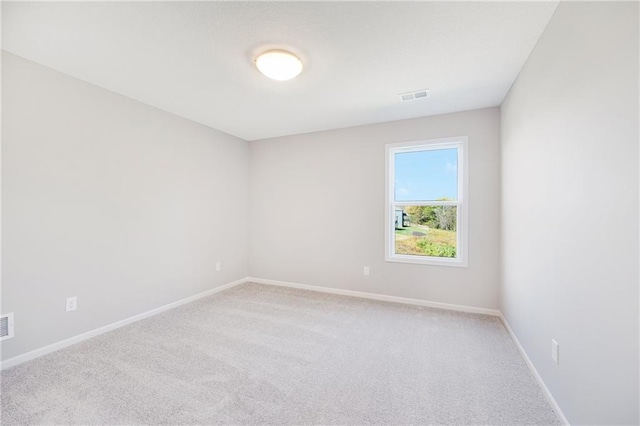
[551,339,559,364]
[66,297,77,312]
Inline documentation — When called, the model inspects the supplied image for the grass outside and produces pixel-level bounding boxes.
[395,224,457,258]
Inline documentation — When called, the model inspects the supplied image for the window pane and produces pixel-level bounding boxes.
[394,148,458,202]
[394,205,457,258]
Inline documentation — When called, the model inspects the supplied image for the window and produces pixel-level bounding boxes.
[385,137,468,267]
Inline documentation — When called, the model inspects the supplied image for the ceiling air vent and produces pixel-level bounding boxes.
[399,89,430,102]
[1,313,14,341]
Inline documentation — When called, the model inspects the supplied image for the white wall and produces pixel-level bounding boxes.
[500,2,639,424]
[1,52,249,361]
[250,108,500,309]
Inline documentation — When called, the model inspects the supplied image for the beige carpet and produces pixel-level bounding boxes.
[1,282,560,425]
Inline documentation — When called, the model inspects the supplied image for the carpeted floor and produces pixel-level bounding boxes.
[1,282,560,425]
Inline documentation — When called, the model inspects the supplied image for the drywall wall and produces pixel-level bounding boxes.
[1,52,249,361]
[500,2,639,424]
[249,108,500,309]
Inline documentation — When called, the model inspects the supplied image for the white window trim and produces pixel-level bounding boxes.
[385,136,469,267]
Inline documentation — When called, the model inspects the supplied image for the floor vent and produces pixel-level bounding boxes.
[1,313,14,341]
[398,89,430,102]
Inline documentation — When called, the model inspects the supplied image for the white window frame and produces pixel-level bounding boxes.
[385,136,469,267]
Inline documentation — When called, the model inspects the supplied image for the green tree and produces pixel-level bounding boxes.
[405,205,435,226]
[404,199,456,230]
[433,205,457,231]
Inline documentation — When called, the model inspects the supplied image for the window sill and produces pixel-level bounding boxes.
[385,255,468,268]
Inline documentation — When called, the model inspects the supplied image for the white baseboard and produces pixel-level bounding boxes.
[499,313,569,425]
[247,277,500,316]
[0,277,248,370]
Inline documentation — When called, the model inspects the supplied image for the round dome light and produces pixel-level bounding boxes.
[255,49,303,81]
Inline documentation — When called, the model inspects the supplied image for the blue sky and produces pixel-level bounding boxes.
[395,148,458,201]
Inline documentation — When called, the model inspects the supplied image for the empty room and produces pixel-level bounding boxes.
[1,1,638,425]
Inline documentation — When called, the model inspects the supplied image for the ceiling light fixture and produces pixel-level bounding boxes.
[255,49,303,81]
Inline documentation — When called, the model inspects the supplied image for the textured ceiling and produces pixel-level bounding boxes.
[2,1,558,141]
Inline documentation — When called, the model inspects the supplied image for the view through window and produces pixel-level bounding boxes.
[386,138,467,266]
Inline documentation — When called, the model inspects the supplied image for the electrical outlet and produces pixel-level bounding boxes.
[363,266,370,276]
[551,339,559,364]
[215,262,221,272]
[66,297,77,312]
